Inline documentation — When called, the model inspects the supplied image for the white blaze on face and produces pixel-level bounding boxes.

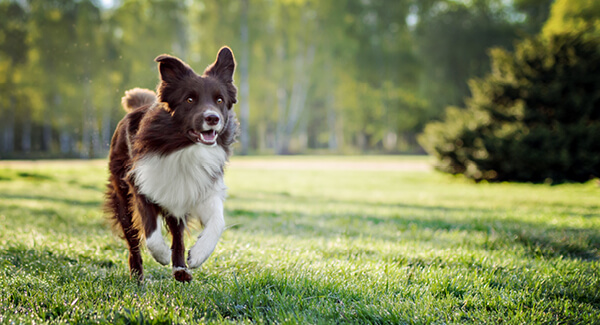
[188,109,224,147]
[199,109,224,146]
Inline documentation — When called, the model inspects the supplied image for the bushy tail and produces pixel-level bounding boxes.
[121,88,157,112]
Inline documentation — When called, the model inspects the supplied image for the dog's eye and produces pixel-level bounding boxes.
[187,97,194,103]
[216,98,223,104]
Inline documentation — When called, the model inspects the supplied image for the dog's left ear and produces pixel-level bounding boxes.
[204,46,236,83]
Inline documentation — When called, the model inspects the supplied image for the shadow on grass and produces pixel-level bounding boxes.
[0,199,105,235]
[227,205,600,262]
[2,246,118,275]
[0,193,101,208]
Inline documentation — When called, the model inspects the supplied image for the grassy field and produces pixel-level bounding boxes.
[0,156,599,324]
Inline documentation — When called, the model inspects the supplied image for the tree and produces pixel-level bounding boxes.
[513,0,553,34]
[0,0,557,157]
[415,0,519,120]
[0,1,28,155]
[419,32,600,183]
[542,0,600,37]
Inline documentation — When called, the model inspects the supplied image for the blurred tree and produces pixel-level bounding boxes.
[513,0,553,34]
[542,0,600,37]
[415,0,519,123]
[419,32,600,183]
[26,0,83,155]
[0,1,28,155]
[0,0,558,157]
[239,0,250,155]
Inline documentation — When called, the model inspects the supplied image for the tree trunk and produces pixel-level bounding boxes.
[327,96,338,151]
[276,44,315,154]
[276,86,289,154]
[239,0,251,155]
[325,62,338,151]
[41,94,60,153]
[101,107,112,154]
[81,77,92,159]
[21,115,32,153]
[2,97,15,154]
[91,111,101,157]
[60,129,72,155]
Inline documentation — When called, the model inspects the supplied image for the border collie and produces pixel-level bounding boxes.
[105,47,239,282]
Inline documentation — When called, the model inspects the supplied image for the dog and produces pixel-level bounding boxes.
[105,47,239,282]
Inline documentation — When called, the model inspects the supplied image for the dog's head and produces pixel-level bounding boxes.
[155,47,237,147]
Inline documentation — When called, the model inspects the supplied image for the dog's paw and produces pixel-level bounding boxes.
[187,246,213,269]
[147,244,171,265]
[151,250,171,266]
[186,251,203,269]
[173,266,192,282]
[146,228,172,265]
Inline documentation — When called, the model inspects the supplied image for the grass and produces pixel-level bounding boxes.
[0,156,599,324]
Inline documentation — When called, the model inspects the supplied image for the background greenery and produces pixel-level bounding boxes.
[0,0,565,158]
[1,157,599,323]
[418,31,600,183]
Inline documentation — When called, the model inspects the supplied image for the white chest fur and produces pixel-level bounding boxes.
[131,144,228,219]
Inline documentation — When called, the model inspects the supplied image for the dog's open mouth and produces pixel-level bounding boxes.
[189,130,218,146]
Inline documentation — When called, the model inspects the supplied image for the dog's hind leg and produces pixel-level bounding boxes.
[106,184,144,281]
[187,194,225,269]
[165,215,192,282]
[134,194,171,266]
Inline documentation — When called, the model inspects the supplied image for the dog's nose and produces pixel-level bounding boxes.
[204,114,220,126]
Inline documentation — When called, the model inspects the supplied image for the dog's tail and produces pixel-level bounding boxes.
[121,88,157,112]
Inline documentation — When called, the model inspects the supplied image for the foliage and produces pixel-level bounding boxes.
[0,157,599,323]
[419,32,600,183]
[415,0,520,117]
[513,0,554,34]
[0,0,552,157]
[542,0,600,37]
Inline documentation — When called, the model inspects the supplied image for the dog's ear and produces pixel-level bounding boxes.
[155,55,194,83]
[204,46,235,83]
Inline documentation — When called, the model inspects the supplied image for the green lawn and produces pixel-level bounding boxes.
[0,156,599,324]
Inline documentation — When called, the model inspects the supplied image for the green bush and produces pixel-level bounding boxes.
[419,32,600,183]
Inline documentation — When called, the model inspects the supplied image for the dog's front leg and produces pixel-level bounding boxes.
[165,215,192,282]
[134,195,171,266]
[187,194,225,269]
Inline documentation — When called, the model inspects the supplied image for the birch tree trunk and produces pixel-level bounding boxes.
[276,44,315,154]
[239,0,250,155]
[324,62,338,151]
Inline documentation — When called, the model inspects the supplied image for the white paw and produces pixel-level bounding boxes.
[146,227,171,266]
[187,195,225,268]
[187,243,213,269]
[150,248,171,266]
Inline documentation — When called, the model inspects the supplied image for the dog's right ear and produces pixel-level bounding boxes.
[155,55,194,83]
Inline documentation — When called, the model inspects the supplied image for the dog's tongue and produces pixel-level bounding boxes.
[201,130,216,141]
[200,130,217,143]
[189,129,218,145]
